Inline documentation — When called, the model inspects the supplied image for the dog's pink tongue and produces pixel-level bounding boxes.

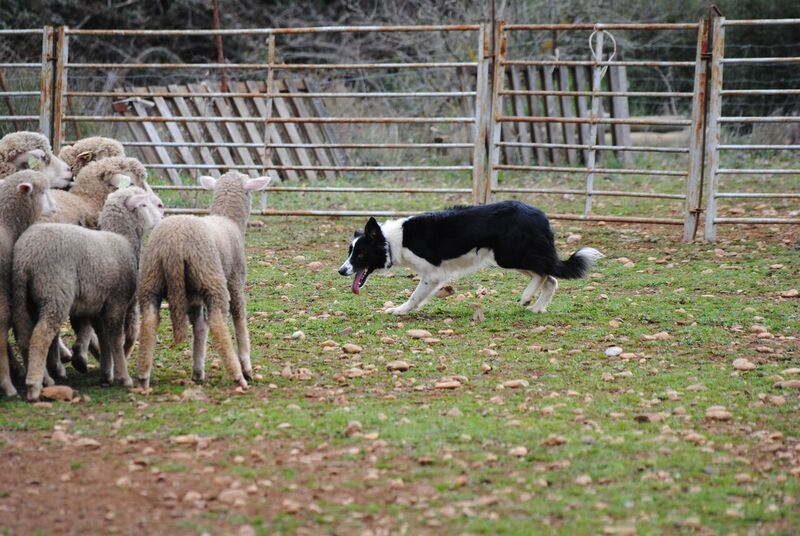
[351,271,364,295]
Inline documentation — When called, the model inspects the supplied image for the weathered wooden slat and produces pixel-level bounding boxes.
[151,85,197,177]
[245,80,300,182]
[198,83,258,176]
[524,66,547,164]
[540,67,564,163]
[124,86,181,184]
[509,66,532,166]
[228,81,267,173]
[303,78,349,167]
[114,87,160,167]
[558,66,579,165]
[272,79,317,181]
[608,66,632,164]
[168,84,219,176]
[187,83,237,169]
[499,68,518,165]
[286,79,336,180]
[573,66,592,164]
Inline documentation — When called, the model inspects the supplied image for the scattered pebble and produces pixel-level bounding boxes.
[386,360,411,372]
[509,446,528,457]
[733,358,756,371]
[605,346,623,357]
[705,406,732,421]
[344,421,362,437]
[342,343,363,354]
[40,385,74,402]
[406,329,432,339]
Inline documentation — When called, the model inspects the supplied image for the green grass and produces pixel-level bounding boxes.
[0,179,798,534]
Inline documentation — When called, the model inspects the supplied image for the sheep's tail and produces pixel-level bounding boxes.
[164,258,190,345]
[550,247,604,280]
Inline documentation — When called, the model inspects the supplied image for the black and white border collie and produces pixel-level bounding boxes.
[338,200,603,315]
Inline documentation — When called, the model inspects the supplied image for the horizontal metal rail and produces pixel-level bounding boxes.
[0,63,41,68]
[716,168,800,175]
[498,116,691,126]
[500,89,693,98]
[495,164,686,176]
[147,164,471,171]
[715,217,800,224]
[62,115,474,124]
[66,61,475,70]
[0,91,40,97]
[151,185,472,194]
[723,19,800,26]
[716,192,800,198]
[718,116,800,124]
[492,187,685,199]
[497,141,689,154]
[722,57,800,65]
[88,140,474,150]
[721,89,800,96]
[0,115,39,121]
[68,90,477,99]
[502,59,696,67]
[66,24,481,36]
[504,23,699,31]
[718,144,800,151]
[0,29,44,35]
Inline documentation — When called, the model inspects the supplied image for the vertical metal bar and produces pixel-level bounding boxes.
[39,26,55,142]
[471,24,490,205]
[261,34,276,212]
[704,16,725,242]
[584,30,605,217]
[52,26,68,153]
[487,20,507,204]
[683,17,711,241]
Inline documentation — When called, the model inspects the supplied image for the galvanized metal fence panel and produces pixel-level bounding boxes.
[0,28,52,138]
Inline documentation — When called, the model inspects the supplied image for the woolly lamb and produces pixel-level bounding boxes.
[39,156,154,228]
[59,136,125,177]
[13,187,163,401]
[0,171,56,397]
[137,171,270,389]
[0,131,72,188]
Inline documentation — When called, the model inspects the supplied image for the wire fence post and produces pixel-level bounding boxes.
[584,29,605,217]
[261,33,276,212]
[51,25,68,153]
[486,20,507,204]
[703,15,725,242]
[683,15,712,241]
[471,24,491,205]
[39,26,55,144]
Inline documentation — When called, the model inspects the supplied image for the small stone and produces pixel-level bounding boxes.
[575,474,593,486]
[282,498,301,513]
[502,379,529,389]
[74,438,101,450]
[733,358,756,371]
[735,473,753,484]
[435,380,461,390]
[543,435,567,447]
[380,336,396,344]
[445,407,463,417]
[320,340,338,348]
[342,343,363,354]
[307,261,324,271]
[171,434,201,446]
[406,329,432,339]
[705,406,732,421]
[288,330,305,340]
[566,233,582,244]
[218,489,248,506]
[782,368,800,375]
[238,525,257,536]
[780,288,798,298]
[183,490,202,502]
[768,395,786,406]
[509,446,528,457]
[634,412,669,423]
[40,385,74,402]
[386,360,411,372]
[605,346,623,357]
[481,363,492,374]
[750,324,768,333]
[774,380,800,389]
[115,476,131,488]
[344,421,362,437]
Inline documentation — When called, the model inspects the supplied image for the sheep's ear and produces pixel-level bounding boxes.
[17,182,33,194]
[198,175,218,191]
[243,176,271,192]
[78,150,94,162]
[111,173,132,190]
[125,192,151,211]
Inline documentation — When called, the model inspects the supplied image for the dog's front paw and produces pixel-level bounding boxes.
[385,305,410,315]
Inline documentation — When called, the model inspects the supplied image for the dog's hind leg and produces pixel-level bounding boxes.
[386,278,444,315]
[518,271,544,306]
[528,276,558,313]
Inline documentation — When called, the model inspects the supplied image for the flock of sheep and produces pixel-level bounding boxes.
[0,131,270,401]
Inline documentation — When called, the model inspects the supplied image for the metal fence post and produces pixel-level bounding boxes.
[486,20,507,204]
[261,33,276,212]
[683,16,711,241]
[51,26,68,153]
[584,29,605,217]
[703,16,725,242]
[39,26,55,144]
[471,24,491,205]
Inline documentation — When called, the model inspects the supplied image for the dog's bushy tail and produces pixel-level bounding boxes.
[550,247,604,279]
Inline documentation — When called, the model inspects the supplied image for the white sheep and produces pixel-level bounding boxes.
[0,171,56,397]
[0,131,73,188]
[58,136,125,177]
[13,187,163,401]
[137,171,270,389]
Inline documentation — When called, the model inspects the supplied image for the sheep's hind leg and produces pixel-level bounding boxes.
[229,288,252,381]
[136,302,160,389]
[207,306,246,389]
[46,336,67,381]
[92,320,114,385]
[0,320,18,397]
[188,305,208,384]
[105,318,132,388]
[25,318,62,401]
[69,317,90,373]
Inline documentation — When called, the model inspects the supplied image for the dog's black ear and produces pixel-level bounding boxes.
[365,217,381,240]
[353,230,361,238]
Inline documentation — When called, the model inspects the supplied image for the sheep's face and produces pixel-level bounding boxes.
[125,191,163,231]
[16,176,56,217]
[13,149,73,189]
